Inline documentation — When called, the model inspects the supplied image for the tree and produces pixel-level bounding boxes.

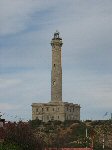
[4,121,43,150]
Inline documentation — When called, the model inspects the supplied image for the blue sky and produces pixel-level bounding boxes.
[0,0,112,121]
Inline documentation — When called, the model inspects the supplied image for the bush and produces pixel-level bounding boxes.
[28,119,42,129]
[4,121,43,150]
[0,141,21,150]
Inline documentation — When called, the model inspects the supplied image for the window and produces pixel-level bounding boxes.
[42,108,43,112]
[51,116,54,120]
[46,107,49,111]
[54,64,56,67]
[53,81,56,85]
[53,108,54,111]
[58,116,59,119]
[47,116,49,120]
[36,108,38,112]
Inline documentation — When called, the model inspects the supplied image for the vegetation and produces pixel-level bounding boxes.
[0,142,21,150]
[0,121,43,150]
[0,119,112,149]
[29,119,112,149]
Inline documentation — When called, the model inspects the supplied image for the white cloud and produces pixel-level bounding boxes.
[0,103,20,110]
[0,0,59,36]
[0,70,50,103]
[63,71,112,118]
[0,0,33,35]
[0,78,21,88]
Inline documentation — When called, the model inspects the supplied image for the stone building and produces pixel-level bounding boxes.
[32,31,80,122]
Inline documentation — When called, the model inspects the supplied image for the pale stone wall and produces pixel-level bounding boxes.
[32,103,65,122]
[64,103,80,120]
[32,102,80,122]
[51,38,63,103]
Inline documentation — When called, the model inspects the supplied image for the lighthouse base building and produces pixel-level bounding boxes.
[32,31,80,122]
[32,102,80,122]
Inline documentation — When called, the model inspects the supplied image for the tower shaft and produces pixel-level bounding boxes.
[51,32,63,103]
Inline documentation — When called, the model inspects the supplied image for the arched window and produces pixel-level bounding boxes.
[47,116,49,120]
[51,116,54,120]
[53,81,56,85]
